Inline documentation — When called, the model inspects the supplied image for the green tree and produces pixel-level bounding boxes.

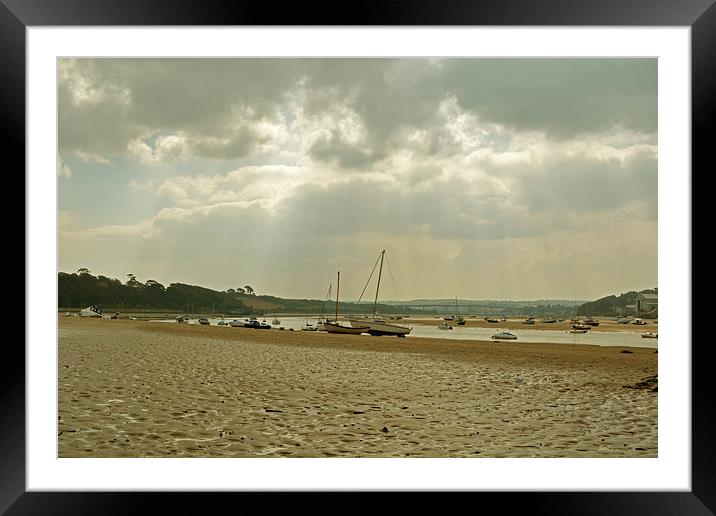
[244,285,254,295]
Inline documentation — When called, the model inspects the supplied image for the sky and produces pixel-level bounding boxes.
[58,58,657,301]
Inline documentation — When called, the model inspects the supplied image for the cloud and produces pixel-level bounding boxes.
[59,58,657,168]
[58,155,72,178]
[58,58,658,299]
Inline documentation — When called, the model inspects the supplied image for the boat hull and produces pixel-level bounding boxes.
[348,318,411,336]
[324,323,369,335]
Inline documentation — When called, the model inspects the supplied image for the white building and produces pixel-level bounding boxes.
[635,293,658,313]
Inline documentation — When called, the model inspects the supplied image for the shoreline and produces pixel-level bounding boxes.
[60,316,656,353]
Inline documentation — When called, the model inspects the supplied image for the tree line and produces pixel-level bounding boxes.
[58,269,423,315]
[59,270,252,314]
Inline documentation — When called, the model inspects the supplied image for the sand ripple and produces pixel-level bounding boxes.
[58,318,657,457]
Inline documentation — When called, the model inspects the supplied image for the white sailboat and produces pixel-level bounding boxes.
[348,250,411,337]
[324,271,370,335]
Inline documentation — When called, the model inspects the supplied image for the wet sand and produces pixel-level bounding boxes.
[58,317,657,458]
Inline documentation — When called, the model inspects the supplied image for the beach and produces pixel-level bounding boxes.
[58,316,657,458]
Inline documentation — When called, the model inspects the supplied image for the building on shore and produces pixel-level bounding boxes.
[636,293,658,314]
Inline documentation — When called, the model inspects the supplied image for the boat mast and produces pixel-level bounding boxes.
[335,271,340,323]
[373,250,385,318]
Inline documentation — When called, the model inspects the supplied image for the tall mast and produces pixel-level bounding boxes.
[335,271,340,322]
[373,250,385,318]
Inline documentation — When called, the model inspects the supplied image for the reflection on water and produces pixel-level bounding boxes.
[151,316,657,349]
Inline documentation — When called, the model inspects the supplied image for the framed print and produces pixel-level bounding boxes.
[8,0,708,513]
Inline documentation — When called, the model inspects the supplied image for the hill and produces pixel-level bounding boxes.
[578,288,658,317]
[58,272,424,316]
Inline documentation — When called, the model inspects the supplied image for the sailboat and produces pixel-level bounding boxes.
[324,271,370,335]
[347,250,412,337]
[454,297,466,325]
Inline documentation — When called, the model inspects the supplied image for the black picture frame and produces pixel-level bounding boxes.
[7,1,706,513]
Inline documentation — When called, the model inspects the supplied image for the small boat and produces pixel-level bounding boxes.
[438,322,453,330]
[302,322,318,331]
[324,322,369,334]
[244,320,271,329]
[443,315,455,321]
[522,318,535,325]
[228,319,245,327]
[79,305,103,318]
[572,323,591,330]
[198,318,210,325]
[632,318,648,325]
[485,318,499,323]
[110,312,119,319]
[175,315,188,323]
[491,331,517,340]
[641,332,658,338]
[569,329,588,334]
[217,320,228,326]
[324,271,369,335]
[541,318,557,323]
[584,317,600,326]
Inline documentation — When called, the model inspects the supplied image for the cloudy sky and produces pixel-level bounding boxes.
[58,58,657,301]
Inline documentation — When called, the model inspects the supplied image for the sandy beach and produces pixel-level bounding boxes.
[58,316,657,458]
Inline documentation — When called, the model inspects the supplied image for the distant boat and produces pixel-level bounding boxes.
[438,322,453,330]
[492,331,517,340]
[79,305,103,318]
[443,315,455,321]
[617,317,632,324]
[325,271,369,335]
[485,318,499,323]
[572,323,591,330]
[522,318,535,325]
[302,322,318,331]
[244,320,271,329]
[641,332,658,338]
[198,318,210,325]
[217,320,228,326]
[347,250,411,337]
[569,329,589,334]
[228,319,245,327]
[584,317,600,326]
[175,315,188,324]
[454,297,466,325]
[632,318,648,325]
[541,318,557,323]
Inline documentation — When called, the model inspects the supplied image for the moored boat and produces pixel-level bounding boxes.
[347,250,411,337]
[491,331,517,340]
[79,305,103,318]
[324,271,369,335]
[641,332,658,338]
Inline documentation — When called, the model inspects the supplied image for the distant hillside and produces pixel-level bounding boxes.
[58,272,424,316]
[578,288,658,317]
[59,272,253,315]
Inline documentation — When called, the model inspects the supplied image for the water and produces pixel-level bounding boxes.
[150,316,657,349]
